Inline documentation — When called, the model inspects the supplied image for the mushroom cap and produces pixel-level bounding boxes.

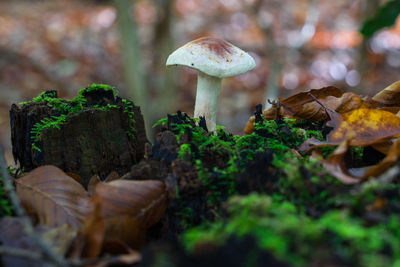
[166,37,256,78]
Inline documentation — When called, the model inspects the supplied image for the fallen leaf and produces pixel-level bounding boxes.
[66,172,81,184]
[280,86,344,109]
[244,89,367,134]
[69,196,105,259]
[87,172,120,196]
[243,116,255,135]
[332,92,369,114]
[327,109,400,146]
[88,175,101,196]
[104,171,120,182]
[93,180,167,248]
[280,87,343,121]
[365,139,400,178]
[371,141,393,155]
[372,80,400,105]
[298,138,333,153]
[313,136,400,184]
[103,215,146,249]
[16,165,90,228]
[314,139,362,184]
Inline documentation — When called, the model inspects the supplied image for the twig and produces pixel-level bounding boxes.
[0,246,42,261]
[0,147,69,267]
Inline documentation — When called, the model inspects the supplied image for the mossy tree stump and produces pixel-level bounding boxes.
[10,84,147,186]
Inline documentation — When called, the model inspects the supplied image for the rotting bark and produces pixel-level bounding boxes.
[10,87,147,187]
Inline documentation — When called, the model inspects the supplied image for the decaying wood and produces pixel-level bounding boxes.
[10,90,147,186]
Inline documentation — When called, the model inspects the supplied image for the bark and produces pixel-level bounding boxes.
[10,90,147,186]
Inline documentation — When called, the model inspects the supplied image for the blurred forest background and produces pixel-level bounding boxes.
[0,0,400,164]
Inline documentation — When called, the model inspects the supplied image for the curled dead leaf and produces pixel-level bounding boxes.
[313,137,400,184]
[372,80,400,105]
[365,139,400,178]
[244,88,369,134]
[279,86,344,122]
[88,175,101,196]
[314,139,362,184]
[15,165,90,228]
[244,116,255,135]
[93,180,167,248]
[69,196,105,259]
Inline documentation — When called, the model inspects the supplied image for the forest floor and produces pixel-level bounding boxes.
[2,84,400,266]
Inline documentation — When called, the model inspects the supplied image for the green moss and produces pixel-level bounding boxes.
[25,84,136,152]
[78,83,118,99]
[165,114,337,232]
[178,143,191,161]
[183,194,400,267]
[121,99,136,139]
[152,117,168,128]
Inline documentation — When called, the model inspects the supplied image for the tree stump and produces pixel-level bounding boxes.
[10,85,147,186]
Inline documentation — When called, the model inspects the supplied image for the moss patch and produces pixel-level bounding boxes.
[24,84,136,152]
[148,109,398,266]
[183,194,400,267]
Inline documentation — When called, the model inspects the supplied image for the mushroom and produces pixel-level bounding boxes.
[166,37,256,132]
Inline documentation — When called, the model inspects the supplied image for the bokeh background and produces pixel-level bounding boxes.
[1,0,400,163]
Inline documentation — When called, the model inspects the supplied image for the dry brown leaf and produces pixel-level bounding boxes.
[327,109,400,146]
[244,87,364,134]
[315,139,362,184]
[280,86,344,109]
[331,92,370,114]
[372,80,400,105]
[243,86,344,134]
[313,136,400,184]
[104,171,120,182]
[93,180,167,248]
[365,139,400,178]
[87,172,120,196]
[300,109,400,153]
[279,86,343,120]
[16,165,90,228]
[243,116,255,135]
[88,175,101,196]
[103,215,146,249]
[69,196,105,259]
[282,92,367,122]
[298,138,332,153]
[371,141,393,155]
[66,172,81,184]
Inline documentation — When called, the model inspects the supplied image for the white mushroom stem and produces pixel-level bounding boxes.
[194,72,222,132]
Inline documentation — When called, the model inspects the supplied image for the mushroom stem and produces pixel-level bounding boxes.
[194,72,222,132]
